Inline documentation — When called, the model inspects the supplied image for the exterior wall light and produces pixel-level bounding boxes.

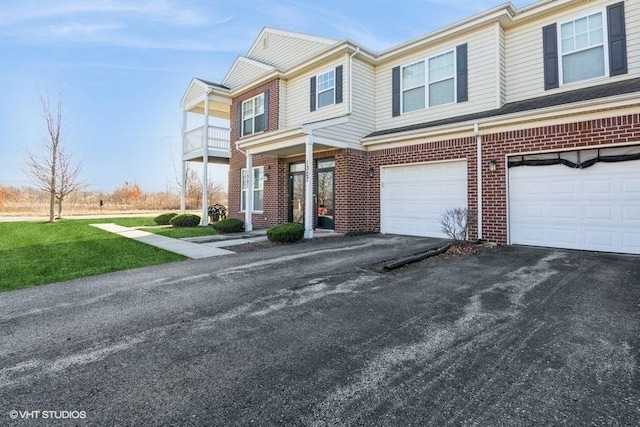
[368,167,375,178]
[489,159,497,172]
[263,172,269,181]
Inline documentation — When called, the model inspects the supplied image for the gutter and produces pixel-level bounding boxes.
[474,123,482,241]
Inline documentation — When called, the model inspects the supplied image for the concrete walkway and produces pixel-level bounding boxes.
[91,224,236,259]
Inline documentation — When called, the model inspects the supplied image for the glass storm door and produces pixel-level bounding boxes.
[289,163,305,224]
[316,159,335,230]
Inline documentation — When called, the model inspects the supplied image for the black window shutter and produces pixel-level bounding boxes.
[456,44,468,103]
[392,66,400,117]
[310,76,317,112]
[542,23,559,90]
[607,2,627,76]
[335,65,343,104]
[236,102,243,138]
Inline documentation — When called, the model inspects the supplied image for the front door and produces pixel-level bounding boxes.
[316,159,335,230]
[288,163,305,223]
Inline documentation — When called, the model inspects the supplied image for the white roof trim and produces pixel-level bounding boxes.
[222,56,277,87]
[247,27,337,59]
[180,77,229,108]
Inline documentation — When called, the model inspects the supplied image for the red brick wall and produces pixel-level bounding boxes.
[361,113,640,244]
[228,79,281,229]
[481,113,640,244]
[366,137,479,239]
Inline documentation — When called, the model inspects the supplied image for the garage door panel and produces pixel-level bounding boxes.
[381,161,467,238]
[509,159,640,254]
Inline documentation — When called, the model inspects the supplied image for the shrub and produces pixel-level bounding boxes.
[212,218,244,233]
[154,212,178,225]
[169,214,201,227]
[267,222,305,243]
[440,207,469,243]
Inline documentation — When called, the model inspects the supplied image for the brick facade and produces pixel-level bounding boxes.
[228,83,639,245]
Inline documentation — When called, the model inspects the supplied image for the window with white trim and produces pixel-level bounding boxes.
[240,166,264,212]
[241,94,265,137]
[402,61,425,113]
[401,49,455,113]
[428,51,455,106]
[559,11,606,85]
[316,69,335,109]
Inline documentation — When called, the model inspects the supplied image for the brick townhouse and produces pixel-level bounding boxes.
[180,0,640,254]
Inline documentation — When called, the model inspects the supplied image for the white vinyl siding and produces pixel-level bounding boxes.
[285,58,346,128]
[505,0,640,103]
[376,25,497,131]
[223,59,274,90]
[247,31,336,72]
[240,166,264,212]
[182,82,206,110]
[315,59,375,143]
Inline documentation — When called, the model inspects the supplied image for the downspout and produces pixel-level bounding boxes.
[348,47,360,114]
[475,123,483,241]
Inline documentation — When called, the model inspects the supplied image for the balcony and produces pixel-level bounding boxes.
[183,125,231,163]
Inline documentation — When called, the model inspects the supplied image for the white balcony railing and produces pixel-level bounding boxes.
[184,126,230,154]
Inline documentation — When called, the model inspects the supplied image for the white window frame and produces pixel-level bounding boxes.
[400,48,456,114]
[240,166,264,213]
[557,7,609,86]
[241,93,265,137]
[316,69,335,109]
[401,60,426,114]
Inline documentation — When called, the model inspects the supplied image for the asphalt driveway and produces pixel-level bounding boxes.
[1,235,638,426]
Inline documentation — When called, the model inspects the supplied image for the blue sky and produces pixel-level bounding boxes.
[0,0,533,192]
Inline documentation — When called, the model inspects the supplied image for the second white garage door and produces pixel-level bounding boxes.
[381,160,468,238]
[509,160,640,254]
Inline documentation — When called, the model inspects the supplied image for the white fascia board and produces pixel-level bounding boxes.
[376,6,514,63]
[222,56,277,87]
[246,27,337,59]
[362,93,640,146]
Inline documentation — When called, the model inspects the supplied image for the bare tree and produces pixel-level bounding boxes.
[55,146,86,218]
[24,91,84,221]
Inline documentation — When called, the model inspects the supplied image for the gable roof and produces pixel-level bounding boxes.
[180,77,230,109]
[221,56,277,89]
[245,27,339,72]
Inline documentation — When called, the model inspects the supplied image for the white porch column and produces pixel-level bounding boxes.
[245,153,253,232]
[304,135,314,239]
[180,110,187,214]
[201,95,210,226]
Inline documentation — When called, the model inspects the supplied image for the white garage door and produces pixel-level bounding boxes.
[509,160,640,254]
[381,160,467,238]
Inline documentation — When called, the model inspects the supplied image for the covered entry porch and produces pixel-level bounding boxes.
[237,115,362,238]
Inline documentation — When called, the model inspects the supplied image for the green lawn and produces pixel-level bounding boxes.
[142,226,217,239]
[0,217,186,292]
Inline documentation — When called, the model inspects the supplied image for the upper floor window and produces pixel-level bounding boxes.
[402,61,425,113]
[428,51,455,107]
[316,70,335,109]
[242,93,265,137]
[310,65,343,112]
[543,2,627,90]
[560,12,606,85]
[400,49,456,114]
